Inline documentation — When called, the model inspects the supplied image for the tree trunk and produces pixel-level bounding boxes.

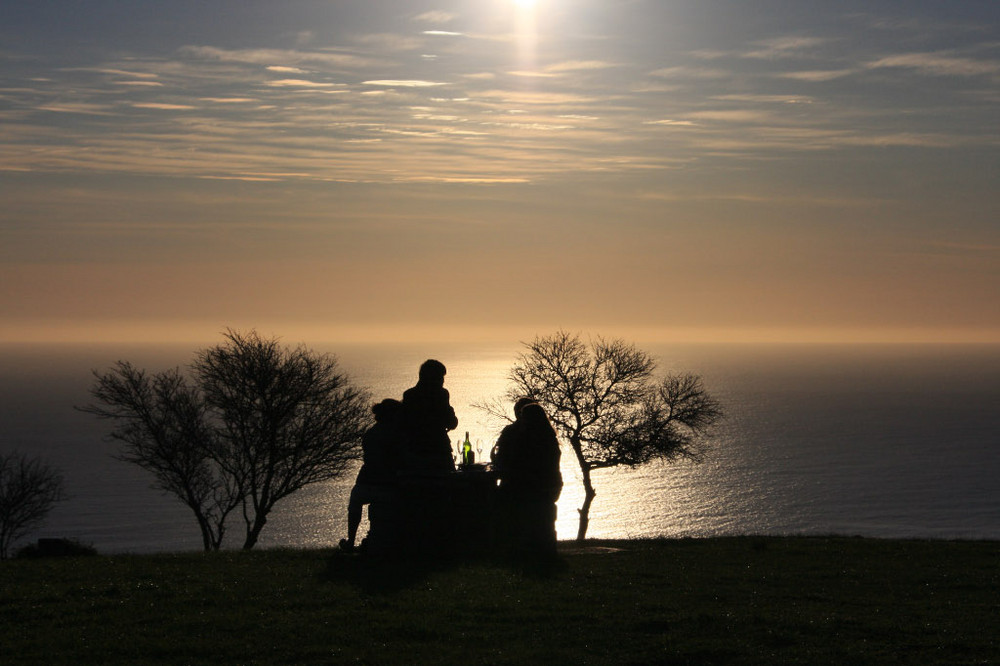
[182,488,214,552]
[242,513,266,550]
[195,514,212,552]
[210,521,225,551]
[572,439,596,541]
[576,475,596,541]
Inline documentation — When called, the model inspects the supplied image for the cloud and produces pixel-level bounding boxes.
[689,50,730,60]
[395,176,530,184]
[180,45,372,70]
[37,103,115,115]
[95,69,159,79]
[4,5,996,194]
[351,33,424,52]
[477,90,601,106]
[200,97,258,104]
[712,94,815,104]
[779,69,856,82]
[508,70,558,78]
[855,13,992,37]
[742,36,832,59]
[413,11,457,24]
[835,132,974,148]
[199,174,286,182]
[638,191,888,208]
[266,79,346,88]
[649,66,730,80]
[130,102,196,110]
[643,119,697,127]
[545,60,617,73]
[293,31,315,47]
[631,83,681,94]
[267,65,309,74]
[866,52,1000,77]
[680,126,981,154]
[685,110,776,123]
[362,80,446,87]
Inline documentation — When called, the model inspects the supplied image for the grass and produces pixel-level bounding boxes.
[2,537,997,665]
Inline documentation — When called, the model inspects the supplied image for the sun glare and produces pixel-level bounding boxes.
[513,0,539,72]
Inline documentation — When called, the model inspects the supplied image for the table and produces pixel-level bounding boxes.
[363,464,499,557]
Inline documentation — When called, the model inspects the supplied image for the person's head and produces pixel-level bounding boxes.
[513,397,537,419]
[417,359,447,386]
[519,402,554,433]
[372,398,404,424]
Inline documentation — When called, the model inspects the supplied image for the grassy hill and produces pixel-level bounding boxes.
[3,537,997,664]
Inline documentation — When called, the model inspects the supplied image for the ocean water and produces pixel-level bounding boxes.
[1,341,997,553]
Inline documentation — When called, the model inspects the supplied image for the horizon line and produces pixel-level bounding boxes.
[1,321,997,346]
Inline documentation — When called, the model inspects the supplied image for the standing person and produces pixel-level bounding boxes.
[402,359,458,472]
[494,401,563,564]
[340,398,406,552]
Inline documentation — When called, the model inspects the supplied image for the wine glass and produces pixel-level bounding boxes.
[476,439,483,461]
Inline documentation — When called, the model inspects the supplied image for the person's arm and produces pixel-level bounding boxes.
[441,389,458,430]
[492,425,516,476]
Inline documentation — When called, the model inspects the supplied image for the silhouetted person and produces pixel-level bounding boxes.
[491,396,537,466]
[340,398,407,552]
[402,359,458,472]
[494,401,563,564]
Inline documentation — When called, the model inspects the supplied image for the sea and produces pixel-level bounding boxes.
[1,341,997,554]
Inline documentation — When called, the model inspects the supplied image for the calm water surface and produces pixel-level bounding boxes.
[1,342,997,553]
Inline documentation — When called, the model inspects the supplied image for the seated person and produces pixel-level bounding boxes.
[491,396,537,466]
[493,401,563,561]
[340,398,407,552]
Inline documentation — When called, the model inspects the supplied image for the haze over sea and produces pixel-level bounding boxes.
[2,341,997,554]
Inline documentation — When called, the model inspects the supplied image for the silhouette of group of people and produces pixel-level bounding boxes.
[340,359,562,563]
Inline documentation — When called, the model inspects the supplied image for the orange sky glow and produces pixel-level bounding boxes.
[1,1,997,345]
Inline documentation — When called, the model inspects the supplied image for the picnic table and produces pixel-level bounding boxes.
[364,464,499,556]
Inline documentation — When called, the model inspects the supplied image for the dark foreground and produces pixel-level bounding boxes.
[3,537,997,665]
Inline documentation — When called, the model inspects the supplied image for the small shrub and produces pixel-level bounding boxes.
[16,538,98,559]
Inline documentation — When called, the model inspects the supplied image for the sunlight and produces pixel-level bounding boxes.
[513,0,539,74]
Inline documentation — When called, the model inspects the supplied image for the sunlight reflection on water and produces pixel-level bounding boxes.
[4,342,998,552]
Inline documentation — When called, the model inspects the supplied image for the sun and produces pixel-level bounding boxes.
[511,0,539,70]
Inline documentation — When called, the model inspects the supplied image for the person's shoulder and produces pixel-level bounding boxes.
[497,421,521,439]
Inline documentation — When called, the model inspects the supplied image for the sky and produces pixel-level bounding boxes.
[1,0,998,344]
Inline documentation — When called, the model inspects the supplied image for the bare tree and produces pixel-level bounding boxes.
[480,331,722,541]
[194,330,371,550]
[82,329,372,551]
[80,363,239,551]
[0,452,67,559]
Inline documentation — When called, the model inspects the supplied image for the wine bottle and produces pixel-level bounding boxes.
[462,431,473,466]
